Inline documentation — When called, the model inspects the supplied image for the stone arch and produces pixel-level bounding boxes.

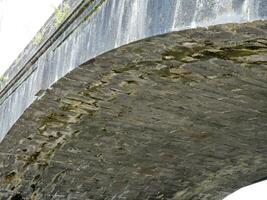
[0,21,267,199]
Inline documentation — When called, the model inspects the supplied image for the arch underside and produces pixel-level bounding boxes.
[0,21,267,199]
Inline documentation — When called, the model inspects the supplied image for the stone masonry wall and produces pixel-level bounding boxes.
[0,21,266,200]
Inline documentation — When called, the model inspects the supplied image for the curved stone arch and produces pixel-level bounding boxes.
[0,21,267,199]
[1,0,267,141]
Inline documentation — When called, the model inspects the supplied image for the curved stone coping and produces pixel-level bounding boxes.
[1,0,266,141]
[0,0,97,91]
[0,21,267,199]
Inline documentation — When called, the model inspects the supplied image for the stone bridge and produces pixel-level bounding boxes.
[0,0,267,199]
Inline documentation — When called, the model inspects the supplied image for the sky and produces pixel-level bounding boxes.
[0,0,266,199]
[225,180,267,200]
[0,0,62,75]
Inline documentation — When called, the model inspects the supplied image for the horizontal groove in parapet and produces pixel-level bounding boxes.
[0,0,104,104]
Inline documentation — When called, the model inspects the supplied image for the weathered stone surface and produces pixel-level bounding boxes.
[0,21,267,200]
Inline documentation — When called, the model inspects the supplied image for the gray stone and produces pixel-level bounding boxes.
[0,21,267,200]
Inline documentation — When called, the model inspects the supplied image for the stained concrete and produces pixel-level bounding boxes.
[0,21,267,200]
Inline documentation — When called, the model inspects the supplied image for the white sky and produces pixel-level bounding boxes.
[0,0,62,75]
[0,0,266,199]
[224,180,267,200]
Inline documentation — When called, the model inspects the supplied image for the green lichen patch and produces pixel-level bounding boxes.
[54,3,71,28]
[33,31,44,45]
